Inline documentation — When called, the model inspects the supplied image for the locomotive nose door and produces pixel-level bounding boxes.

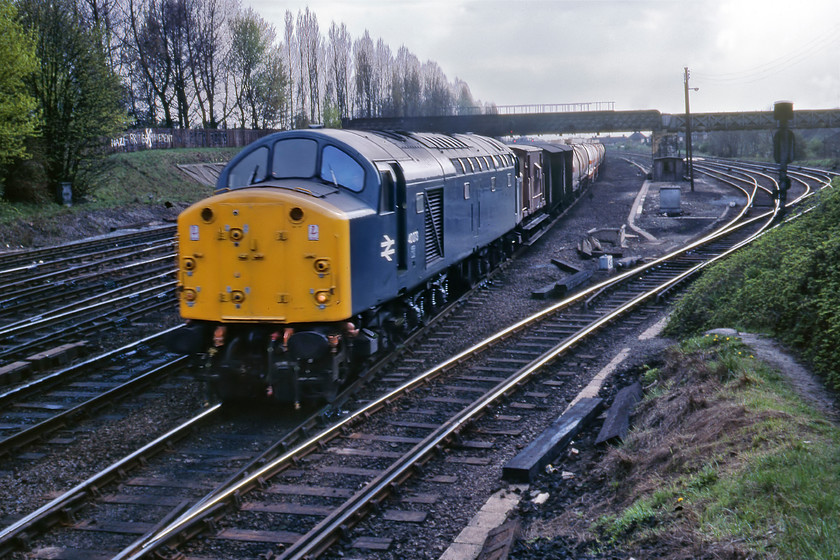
[217,202,284,320]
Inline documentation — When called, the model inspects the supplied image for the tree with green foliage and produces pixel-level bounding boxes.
[16,0,126,201]
[0,0,39,168]
[229,8,275,129]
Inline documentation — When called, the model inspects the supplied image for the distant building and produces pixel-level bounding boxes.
[628,131,649,144]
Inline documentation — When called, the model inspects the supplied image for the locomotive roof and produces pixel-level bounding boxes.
[218,128,516,192]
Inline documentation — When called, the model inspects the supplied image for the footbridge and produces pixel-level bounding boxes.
[344,108,840,136]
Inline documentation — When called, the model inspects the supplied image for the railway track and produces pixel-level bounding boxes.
[0,225,175,280]
[0,161,832,559]
[0,328,190,461]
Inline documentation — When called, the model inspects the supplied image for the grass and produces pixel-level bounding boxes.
[665,177,840,390]
[594,334,840,558]
[0,147,239,226]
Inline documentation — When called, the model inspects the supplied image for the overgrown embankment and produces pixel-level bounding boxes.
[666,178,840,391]
[0,148,237,249]
[516,335,840,559]
[516,176,840,560]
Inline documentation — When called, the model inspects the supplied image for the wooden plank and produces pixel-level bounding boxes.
[458,440,494,449]
[351,536,392,550]
[265,484,353,498]
[426,475,458,484]
[477,428,522,436]
[319,466,379,477]
[502,398,603,483]
[551,258,581,274]
[401,493,440,504]
[457,375,507,383]
[383,510,427,523]
[240,502,333,516]
[215,528,300,544]
[0,361,31,385]
[426,396,474,405]
[30,547,113,560]
[100,494,184,507]
[74,520,152,534]
[595,382,643,444]
[446,456,492,466]
[388,420,438,430]
[330,447,402,459]
[123,477,214,489]
[509,402,536,410]
[347,433,423,445]
[476,518,521,560]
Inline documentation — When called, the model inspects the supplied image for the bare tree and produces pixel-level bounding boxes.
[454,78,475,115]
[125,0,175,126]
[396,46,421,117]
[327,21,351,120]
[374,38,392,117]
[353,30,374,118]
[421,60,453,116]
[297,8,321,123]
[282,10,295,128]
[185,0,236,128]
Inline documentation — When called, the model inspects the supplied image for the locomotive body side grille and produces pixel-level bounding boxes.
[424,189,444,265]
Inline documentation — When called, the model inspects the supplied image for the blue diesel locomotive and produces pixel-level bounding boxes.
[170,129,603,403]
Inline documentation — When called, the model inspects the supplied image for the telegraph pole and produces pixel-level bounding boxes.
[683,67,696,192]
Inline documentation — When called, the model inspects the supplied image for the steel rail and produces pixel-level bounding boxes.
[0,355,189,458]
[0,271,175,335]
[0,326,183,406]
[0,280,175,345]
[0,225,175,273]
[0,242,174,291]
[0,404,221,557]
[121,169,797,559]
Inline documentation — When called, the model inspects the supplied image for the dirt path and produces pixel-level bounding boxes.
[711,328,839,423]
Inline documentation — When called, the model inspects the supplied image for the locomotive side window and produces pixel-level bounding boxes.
[379,169,395,214]
[321,146,365,192]
[272,138,317,178]
[464,181,470,199]
[415,192,425,213]
[227,146,269,188]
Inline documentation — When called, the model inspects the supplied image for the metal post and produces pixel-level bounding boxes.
[683,67,695,192]
[773,101,794,216]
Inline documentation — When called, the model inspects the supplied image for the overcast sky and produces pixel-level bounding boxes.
[244,0,839,115]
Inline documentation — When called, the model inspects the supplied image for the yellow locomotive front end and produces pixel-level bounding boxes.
[177,188,351,324]
[174,187,357,404]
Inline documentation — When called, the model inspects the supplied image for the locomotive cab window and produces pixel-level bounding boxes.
[227,146,269,188]
[272,138,317,179]
[321,145,365,192]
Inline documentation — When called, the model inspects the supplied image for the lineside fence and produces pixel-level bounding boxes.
[109,128,278,152]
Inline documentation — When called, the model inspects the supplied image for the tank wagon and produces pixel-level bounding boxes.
[170,129,604,404]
